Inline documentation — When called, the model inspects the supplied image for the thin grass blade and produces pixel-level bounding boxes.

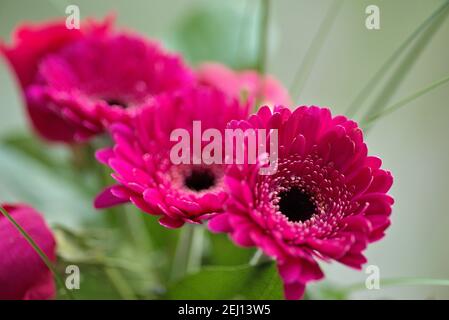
[290,0,344,102]
[344,277,449,294]
[361,73,449,127]
[346,0,449,118]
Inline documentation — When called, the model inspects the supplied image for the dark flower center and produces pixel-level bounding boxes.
[184,168,216,192]
[105,98,128,108]
[278,187,316,223]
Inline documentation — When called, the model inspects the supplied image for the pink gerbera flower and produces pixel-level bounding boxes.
[95,86,250,228]
[197,62,291,107]
[209,106,394,299]
[0,204,56,300]
[1,18,193,143]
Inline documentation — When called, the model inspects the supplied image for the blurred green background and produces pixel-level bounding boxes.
[1,0,448,299]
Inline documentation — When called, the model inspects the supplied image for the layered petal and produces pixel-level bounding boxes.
[210,105,393,299]
[1,17,193,143]
[197,62,291,107]
[95,86,250,227]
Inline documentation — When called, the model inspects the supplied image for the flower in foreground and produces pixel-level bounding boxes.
[1,17,193,143]
[95,86,250,228]
[197,62,291,107]
[209,106,394,299]
[0,204,56,300]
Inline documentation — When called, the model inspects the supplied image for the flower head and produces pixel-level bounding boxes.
[95,86,250,228]
[0,204,56,300]
[197,62,291,107]
[209,106,394,299]
[1,17,193,143]
[1,18,110,89]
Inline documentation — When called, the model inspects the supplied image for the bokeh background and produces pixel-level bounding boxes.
[1,0,448,299]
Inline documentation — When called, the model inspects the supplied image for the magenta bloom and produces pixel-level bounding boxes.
[1,18,193,143]
[0,18,109,89]
[209,106,394,299]
[95,87,249,228]
[0,204,56,300]
[197,62,291,107]
[1,18,110,142]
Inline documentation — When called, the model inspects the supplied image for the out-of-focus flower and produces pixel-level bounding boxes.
[197,62,291,107]
[0,204,56,300]
[1,17,194,143]
[95,86,249,228]
[1,18,109,142]
[209,106,394,299]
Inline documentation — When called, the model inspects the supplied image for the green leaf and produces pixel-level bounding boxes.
[2,132,115,196]
[205,233,255,266]
[242,263,283,300]
[2,132,69,170]
[165,262,283,300]
[55,225,161,299]
[0,143,98,228]
[55,263,122,300]
[54,226,121,264]
[169,3,258,69]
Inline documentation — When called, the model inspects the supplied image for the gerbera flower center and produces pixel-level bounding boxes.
[184,168,216,191]
[105,98,128,108]
[278,187,316,223]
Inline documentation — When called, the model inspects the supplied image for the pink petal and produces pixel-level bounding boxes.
[283,282,305,300]
[94,186,129,209]
[0,204,56,300]
[159,216,185,229]
[208,214,232,233]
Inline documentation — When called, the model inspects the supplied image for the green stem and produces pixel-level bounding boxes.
[90,144,154,252]
[249,249,264,266]
[254,0,270,110]
[249,249,272,266]
[256,0,270,75]
[104,267,137,300]
[234,0,251,66]
[69,256,143,273]
[170,224,203,281]
[83,143,145,296]
[0,206,75,300]
[187,225,204,273]
[124,205,153,253]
